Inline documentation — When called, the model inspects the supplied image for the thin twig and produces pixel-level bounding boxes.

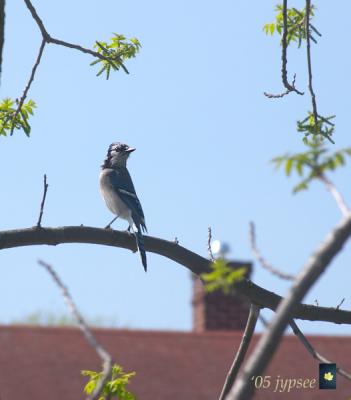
[249,222,295,280]
[318,174,350,218]
[258,314,269,328]
[208,227,215,262]
[38,260,113,400]
[10,38,46,134]
[264,74,301,99]
[24,0,126,67]
[36,174,49,227]
[12,0,128,129]
[0,0,5,84]
[290,319,351,381]
[304,1,334,144]
[305,0,318,127]
[264,0,304,98]
[219,304,260,400]
[281,0,303,95]
[336,298,345,310]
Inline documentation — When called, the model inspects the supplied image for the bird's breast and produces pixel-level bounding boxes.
[99,170,131,220]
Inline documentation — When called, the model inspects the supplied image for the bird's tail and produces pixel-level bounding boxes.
[134,229,147,272]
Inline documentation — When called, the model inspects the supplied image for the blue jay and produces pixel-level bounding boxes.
[100,142,147,271]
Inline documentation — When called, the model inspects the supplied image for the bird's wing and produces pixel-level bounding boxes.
[108,169,147,232]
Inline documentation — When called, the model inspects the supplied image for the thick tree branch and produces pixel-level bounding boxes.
[249,222,295,280]
[227,213,351,399]
[289,319,351,381]
[0,225,350,325]
[219,304,260,400]
[38,259,112,400]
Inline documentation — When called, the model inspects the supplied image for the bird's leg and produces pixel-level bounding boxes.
[125,224,134,235]
[105,215,119,229]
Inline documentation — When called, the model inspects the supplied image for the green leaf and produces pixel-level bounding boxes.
[270,23,275,35]
[295,161,303,176]
[91,34,141,79]
[285,158,293,176]
[201,259,247,294]
[82,364,136,400]
[0,98,36,137]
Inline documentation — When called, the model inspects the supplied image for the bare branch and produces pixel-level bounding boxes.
[305,0,318,128]
[0,0,5,84]
[36,174,49,227]
[9,38,45,133]
[38,259,112,400]
[227,212,351,399]
[281,0,304,95]
[219,304,260,400]
[23,0,127,67]
[207,226,215,262]
[336,298,345,310]
[0,225,351,325]
[318,174,350,218]
[249,222,295,280]
[11,0,129,129]
[305,0,334,144]
[264,1,304,98]
[23,0,49,38]
[290,319,351,381]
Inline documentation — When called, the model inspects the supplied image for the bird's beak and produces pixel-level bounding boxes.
[126,147,136,153]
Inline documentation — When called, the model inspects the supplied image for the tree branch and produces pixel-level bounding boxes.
[23,0,126,66]
[289,319,351,381]
[0,225,351,325]
[227,212,351,399]
[38,259,112,400]
[219,304,260,400]
[249,222,295,280]
[10,0,129,131]
[318,174,350,218]
[10,38,45,134]
[0,0,5,84]
[305,0,318,128]
[264,0,304,98]
[207,226,215,262]
[36,174,49,227]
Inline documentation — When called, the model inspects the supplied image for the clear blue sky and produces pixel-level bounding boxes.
[1,0,350,334]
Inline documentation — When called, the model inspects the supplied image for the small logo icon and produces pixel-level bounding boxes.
[319,363,336,389]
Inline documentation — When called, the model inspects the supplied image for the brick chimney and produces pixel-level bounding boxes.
[192,261,252,332]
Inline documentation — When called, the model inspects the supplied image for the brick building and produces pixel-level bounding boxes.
[0,272,349,399]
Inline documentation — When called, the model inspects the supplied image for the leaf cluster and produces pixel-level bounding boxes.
[91,34,141,79]
[298,112,335,144]
[201,259,247,294]
[263,4,321,47]
[272,137,351,193]
[82,364,136,400]
[0,98,36,137]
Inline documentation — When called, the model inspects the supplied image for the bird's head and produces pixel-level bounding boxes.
[102,142,136,168]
